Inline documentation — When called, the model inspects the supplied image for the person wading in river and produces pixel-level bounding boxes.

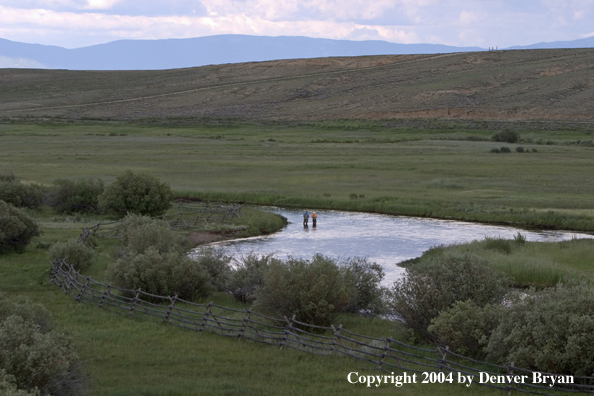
[303,211,310,226]
[311,211,317,227]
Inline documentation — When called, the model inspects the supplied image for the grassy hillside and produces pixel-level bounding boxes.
[1,48,594,122]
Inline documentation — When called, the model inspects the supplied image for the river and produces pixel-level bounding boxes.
[194,207,593,285]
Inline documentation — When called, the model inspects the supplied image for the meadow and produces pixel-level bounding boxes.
[1,119,594,395]
[2,120,594,231]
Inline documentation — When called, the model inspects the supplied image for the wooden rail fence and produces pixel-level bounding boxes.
[50,260,594,395]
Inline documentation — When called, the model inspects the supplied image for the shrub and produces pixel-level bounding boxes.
[48,239,94,272]
[0,172,18,183]
[428,300,503,358]
[51,178,104,214]
[0,315,85,396]
[192,247,232,292]
[341,258,387,315]
[486,282,594,376]
[492,129,520,143]
[0,179,42,209]
[120,214,187,255]
[0,369,40,396]
[515,146,525,153]
[513,232,526,245]
[390,253,510,341]
[98,170,173,217]
[499,146,511,153]
[0,200,41,254]
[484,237,512,254]
[489,148,500,153]
[107,247,211,301]
[0,294,53,333]
[229,253,278,303]
[254,254,353,327]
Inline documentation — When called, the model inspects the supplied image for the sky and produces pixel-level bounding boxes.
[1,0,594,49]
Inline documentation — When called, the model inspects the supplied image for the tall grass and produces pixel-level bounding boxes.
[411,238,594,288]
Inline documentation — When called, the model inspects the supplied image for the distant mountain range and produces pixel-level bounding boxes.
[0,34,593,70]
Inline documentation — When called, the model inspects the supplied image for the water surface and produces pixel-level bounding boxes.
[197,207,593,284]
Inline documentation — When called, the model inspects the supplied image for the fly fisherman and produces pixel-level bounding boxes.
[303,211,309,226]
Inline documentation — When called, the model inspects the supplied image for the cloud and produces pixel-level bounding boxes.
[1,0,593,49]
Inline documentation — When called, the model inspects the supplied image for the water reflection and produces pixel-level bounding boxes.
[196,207,593,285]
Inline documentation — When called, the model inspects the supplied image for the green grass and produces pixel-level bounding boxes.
[408,237,594,288]
[0,223,510,396]
[2,119,593,394]
[2,121,594,231]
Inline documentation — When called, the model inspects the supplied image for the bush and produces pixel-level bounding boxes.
[98,171,173,217]
[341,258,387,315]
[486,282,594,376]
[484,237,512,254]
[0,294,84,396]
[0,294,53,333]
[120,214,187,255]
[0,316,85,396]
[0,200,41,254]
[489,148,500,153]
[228,253,278,303]
[515,146,525,153]
[48,239,94,272]
[390,253,510,341]
[0,369,40,396]
[192,247,232,292]
[254,254,353,327]
[51,178,104,214]
[107,247,211,301]
[428,300,503,358]
[499,146,511,153]
[492,129,520,143]
[0,177,42,209]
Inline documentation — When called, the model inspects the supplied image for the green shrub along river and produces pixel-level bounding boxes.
[1,119,594,395]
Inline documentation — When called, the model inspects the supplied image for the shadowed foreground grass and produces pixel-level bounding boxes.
[0,224,509,396]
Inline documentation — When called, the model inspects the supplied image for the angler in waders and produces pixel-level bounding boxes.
[311,211,317,227]
[303,211,309,226]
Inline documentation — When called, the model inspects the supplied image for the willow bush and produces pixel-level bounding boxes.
[253,254,352,327]
[390,253,510,341]
[98,170,173,217]
[48,239,94,272]
[0,200,41,254]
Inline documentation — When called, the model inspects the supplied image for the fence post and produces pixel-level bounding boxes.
[201,302,212,331]
[99,284,112,309]
[377,338,391,371]
[386,337,403,369]
[75,276,91,302]
[164,295,178,324]
[280,315,295,350]
[507,362,515,396]
[238,310,251,341]
[129,289,141,317]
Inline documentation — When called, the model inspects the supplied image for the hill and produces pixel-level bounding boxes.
[1,48,594,122]
[0,35,482,70]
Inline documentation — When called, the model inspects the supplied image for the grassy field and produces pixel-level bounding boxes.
[2,119,593,394]
[2,120,594,231]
